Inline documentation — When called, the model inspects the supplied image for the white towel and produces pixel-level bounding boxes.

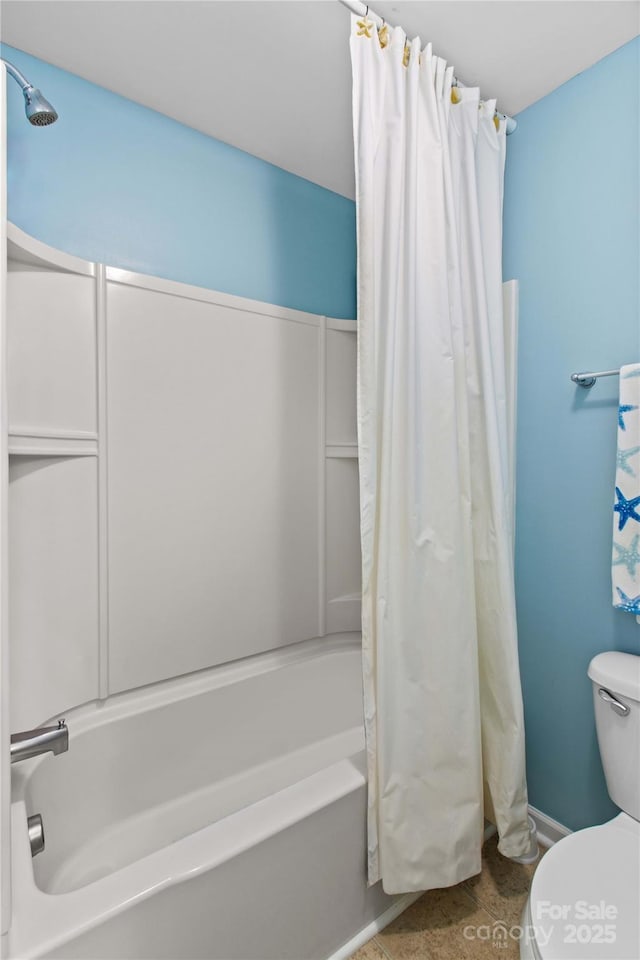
[612,363,640,614]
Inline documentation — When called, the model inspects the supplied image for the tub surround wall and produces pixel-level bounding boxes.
[7,225,360,728]
[0,44,356,321]
[503,36,640,831]
[105,278,321,692]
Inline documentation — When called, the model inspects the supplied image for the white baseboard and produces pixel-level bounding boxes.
[327,891,423,960]
[528,804,572,848]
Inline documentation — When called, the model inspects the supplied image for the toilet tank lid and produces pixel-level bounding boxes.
[588,651,640,702]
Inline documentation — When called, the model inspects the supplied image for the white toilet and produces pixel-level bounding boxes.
[521,651,640,960]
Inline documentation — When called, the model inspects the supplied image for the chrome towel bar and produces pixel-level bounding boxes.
[571,369,620,388]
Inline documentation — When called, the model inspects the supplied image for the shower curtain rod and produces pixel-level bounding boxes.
[339,0,518,134]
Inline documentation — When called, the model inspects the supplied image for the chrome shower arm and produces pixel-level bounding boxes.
[3,59,32,92]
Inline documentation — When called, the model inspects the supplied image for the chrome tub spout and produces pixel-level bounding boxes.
[10,720,68,764]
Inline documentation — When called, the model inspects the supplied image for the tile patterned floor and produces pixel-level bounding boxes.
[351,835,545,960]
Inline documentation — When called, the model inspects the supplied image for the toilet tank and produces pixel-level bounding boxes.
[588,651,640,821]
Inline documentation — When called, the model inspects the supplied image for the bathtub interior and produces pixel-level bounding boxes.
[17,644,364,896]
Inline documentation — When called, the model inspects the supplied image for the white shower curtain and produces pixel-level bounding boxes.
[350,15,532,894]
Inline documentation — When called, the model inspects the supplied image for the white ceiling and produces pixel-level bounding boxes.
[1,1,638,198]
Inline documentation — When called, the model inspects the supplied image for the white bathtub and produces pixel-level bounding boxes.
[8,634,395,959]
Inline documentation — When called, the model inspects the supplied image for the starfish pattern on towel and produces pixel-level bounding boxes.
[612,534,640,577]
[617,446,640,477]
[614,587,640,614]
[614,486,640,530]
[618,404,638,430]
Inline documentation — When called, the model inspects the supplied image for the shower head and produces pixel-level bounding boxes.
[23,86,58,126]
[2,59,58,126]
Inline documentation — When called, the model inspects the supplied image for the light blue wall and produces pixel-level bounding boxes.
[504,37,640,830]
[1,44,356,319]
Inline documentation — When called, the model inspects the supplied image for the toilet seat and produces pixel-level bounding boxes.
[522,813,640,960]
